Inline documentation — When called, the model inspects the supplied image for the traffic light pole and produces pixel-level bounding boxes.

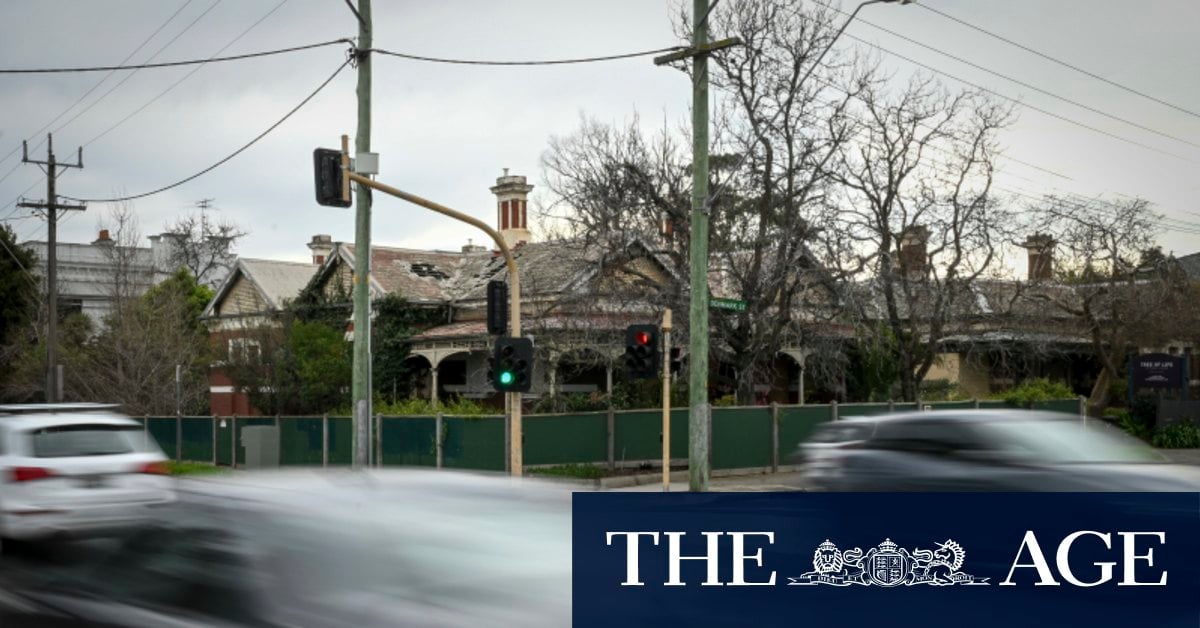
[661,309,672,492]
[340,163,525,476]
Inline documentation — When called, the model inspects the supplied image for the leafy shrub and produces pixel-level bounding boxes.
[1151,421,1200,449]
[365,396,490,416]
[918,379,971,402]
[1130,395,1158,428]
[1114,410,1153,442]
[713,394,738,407]
[999,378,1074,407]
[532,392,609,414]
[528,464,607,479]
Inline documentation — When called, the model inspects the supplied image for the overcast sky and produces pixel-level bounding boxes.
[1,0,1197,267]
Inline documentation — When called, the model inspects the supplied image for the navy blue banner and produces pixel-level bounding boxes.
[573,493,1200,628]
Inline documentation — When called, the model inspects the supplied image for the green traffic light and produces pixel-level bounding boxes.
[499,371,515,386]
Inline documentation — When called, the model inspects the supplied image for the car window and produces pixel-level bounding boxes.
[974,419,1167,464]
[870,419,985,454]
[27,424,146,457]
[809,423,874,443]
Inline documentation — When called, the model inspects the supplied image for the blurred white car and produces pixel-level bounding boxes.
[0,404,175,545]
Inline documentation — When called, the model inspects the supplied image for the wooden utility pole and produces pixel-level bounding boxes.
[655,2,739,492]
[348,0,374,468]
[18,133,84,403]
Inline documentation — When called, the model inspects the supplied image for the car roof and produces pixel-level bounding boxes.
[0,410,139,431]
[834,409,1077,424]
[0,403,122,414]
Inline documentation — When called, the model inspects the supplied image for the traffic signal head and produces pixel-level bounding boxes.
[492,336,533,392]
[486,280,508,335]
[624,324,659,380]
[313,148,351,207]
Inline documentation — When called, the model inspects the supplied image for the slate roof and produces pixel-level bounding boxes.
[1175,252,1200,279]
[333,238,668,305]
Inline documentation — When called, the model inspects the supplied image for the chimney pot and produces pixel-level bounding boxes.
[898,225,929,276]
[490,170,534,249]
[308,234,334,265]
[1023,233,1056,281]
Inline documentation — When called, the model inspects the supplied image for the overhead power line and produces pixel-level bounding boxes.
[843,11,1200,151]
[82,0,301,148]
[0,0,199,171]
[370,45,686,66]
[63,58,351,205]
[914,3,1200,121]
[0,39,350,74]
[837,31,1191,161]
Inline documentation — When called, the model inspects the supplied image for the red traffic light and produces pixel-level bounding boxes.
[635,331,652,346]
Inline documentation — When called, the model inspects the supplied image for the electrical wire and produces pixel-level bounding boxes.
[62,57,351,205]
[370,45,686,66]
[914,2,1200,121]
[82,0,300,148]
[0,0,198,171]
[838,31,1191,161]
[0,39,351,74]
[840,10,1200,150]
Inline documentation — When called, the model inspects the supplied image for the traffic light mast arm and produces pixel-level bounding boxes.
[341,171,521,338]
[341,160,525,477]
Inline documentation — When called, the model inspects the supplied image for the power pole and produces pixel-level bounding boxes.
[654,2,738,492]
[18,133,84,404]
[687,0,711,494]
[350,0,373,468]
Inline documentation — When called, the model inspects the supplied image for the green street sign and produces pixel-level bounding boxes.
[710,297,747,312]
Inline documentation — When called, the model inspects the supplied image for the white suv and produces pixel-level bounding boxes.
[0,403,175,545]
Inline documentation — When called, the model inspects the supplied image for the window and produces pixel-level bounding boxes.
[227,338,262,363]
[870,420,984,455]
[29,424,147,457]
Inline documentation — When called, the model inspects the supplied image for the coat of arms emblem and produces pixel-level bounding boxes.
[789,538,989,587]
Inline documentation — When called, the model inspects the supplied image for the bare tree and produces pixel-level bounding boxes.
[541,0,875,403]
[1025,195,1195,412]
[160,211,244,288]
[96,202,152,304]
[823,73,1014,401]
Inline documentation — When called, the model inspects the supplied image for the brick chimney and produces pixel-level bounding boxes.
[1023,234,1056,281]
[92,229,112,246]
[898,225,929,276]
[308,234,333,265]
[490,168,534,249]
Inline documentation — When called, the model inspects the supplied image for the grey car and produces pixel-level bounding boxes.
[799,410,1200,491]
[0,470,571,627]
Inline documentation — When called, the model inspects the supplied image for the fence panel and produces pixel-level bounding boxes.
[442,416,505,471]
[778,406,832,462]
[525,412,608,466]
[181,417,213,462]
[711,407,772,470]
[326,417,353,466]
[145,417,175,456]
[978,400,1009,410]
[278,417,325,466]
[839,403,902,418]
[216,418,234,466]
[380,416,438,467]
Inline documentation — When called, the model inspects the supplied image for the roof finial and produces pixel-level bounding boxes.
[503,167,509,177]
